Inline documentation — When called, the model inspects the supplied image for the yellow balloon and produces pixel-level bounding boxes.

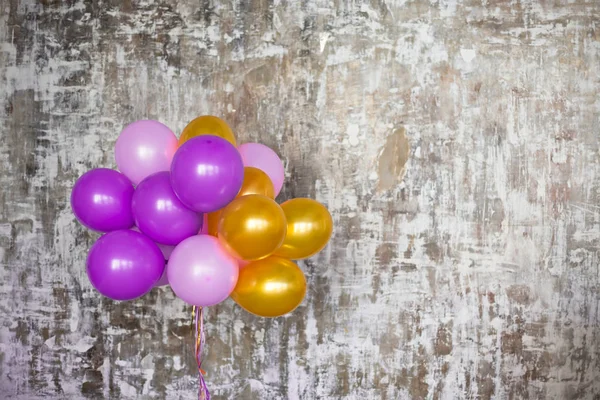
[179,115,236,146]
[231,256,306,317]
[206,168,275,236]
[218,195,287,260]
[275,198,333,260]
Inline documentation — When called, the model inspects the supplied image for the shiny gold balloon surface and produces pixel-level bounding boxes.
[275,198,333,260]
[218,195,286,260]
[238,167,275,198]
[179,115,236,146]
[231,256,306,317]
[206,168,275,236]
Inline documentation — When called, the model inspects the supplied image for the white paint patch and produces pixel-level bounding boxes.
[460,48,476,63]
[347,123,360,146]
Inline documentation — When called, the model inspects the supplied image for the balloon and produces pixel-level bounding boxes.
[170,135,244,213]
[275,198,333,260]
[132,171,202,245]
[218,195,287,261]
[115,120,178,186]
[205,167,275,237]
[238,167,275,198]
[238,143,285,196]
[71,168,135,232]
[168,235,239,306]
[231,256,306,317]
[87,230,164,300]
[179,115,236,146]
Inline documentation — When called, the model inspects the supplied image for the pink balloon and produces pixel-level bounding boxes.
[115,120,178,186]
[168,235,239,306]
[237,143,285,196]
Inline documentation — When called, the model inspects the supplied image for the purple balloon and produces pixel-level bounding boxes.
[132,171,202,245]
[115,120,178,186]
[71,168,135,232]
[168,235,239,306]
[170,135,244,213]
[238,143,285,196]
[87,230,165,301]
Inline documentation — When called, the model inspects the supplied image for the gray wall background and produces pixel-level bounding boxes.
[1,0,600,399]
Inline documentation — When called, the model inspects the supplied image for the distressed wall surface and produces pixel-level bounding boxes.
[1,0,600,399]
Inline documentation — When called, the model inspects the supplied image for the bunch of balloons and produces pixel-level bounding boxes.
[71,116,333,318]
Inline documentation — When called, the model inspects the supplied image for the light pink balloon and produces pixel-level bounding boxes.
[168,235,239,306]
[237,143,285,196]
[115,120,178,186]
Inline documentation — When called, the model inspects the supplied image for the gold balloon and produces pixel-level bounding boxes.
[206,168,275,236]
[274,198,333,260]
[179,115,236,146]
[218,195,287,260]
[238,167,275,198]
[231,256,306,317]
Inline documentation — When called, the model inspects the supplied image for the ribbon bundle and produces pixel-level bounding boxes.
[193,306,210,400]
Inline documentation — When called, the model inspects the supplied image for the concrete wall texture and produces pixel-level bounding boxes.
[1,0,599,399]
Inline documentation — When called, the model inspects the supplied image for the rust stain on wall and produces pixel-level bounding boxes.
[1,0,600,399]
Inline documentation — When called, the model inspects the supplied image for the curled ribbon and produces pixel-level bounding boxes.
[193,306,210,400]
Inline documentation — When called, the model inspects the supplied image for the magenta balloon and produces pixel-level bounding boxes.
[71,168,135,232]
[87,230,165,300]
[132,171,202,245]
[237,143,285,196]
[168,235,239,306]
[170,135,244,213]
[115,120,178,186]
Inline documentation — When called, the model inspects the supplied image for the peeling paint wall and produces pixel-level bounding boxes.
[1,0,600,399]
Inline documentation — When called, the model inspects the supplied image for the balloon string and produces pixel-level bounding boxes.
[193,305,210,400]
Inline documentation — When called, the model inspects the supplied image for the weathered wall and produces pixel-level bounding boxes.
[1,0,600,399]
